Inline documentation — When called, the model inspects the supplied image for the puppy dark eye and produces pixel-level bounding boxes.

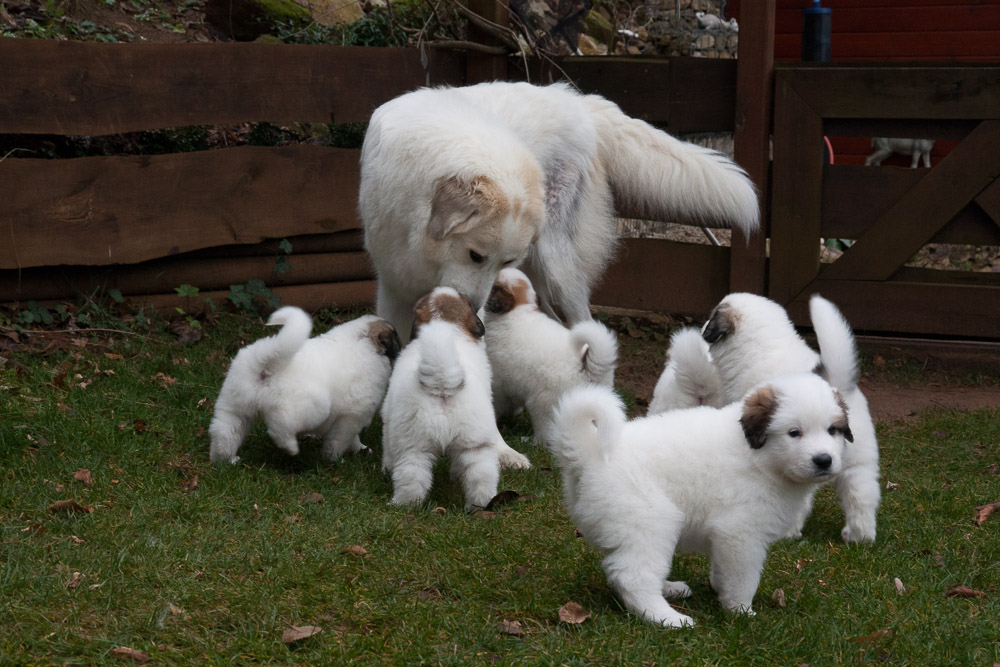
[789,428,802,438]
[470,250,485,264]
[828,426,838,436]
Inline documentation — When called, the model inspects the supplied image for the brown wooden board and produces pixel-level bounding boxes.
[0,39,465,135]
[775,5,1000,34]
[822,120,1000,282]
[186,231,365,259]
[778,65,1000,120]
[975,179,1000,228]
[824,119,977,142]
[590,238,730,316]
[123,281,376,315]
[0,145,361,269]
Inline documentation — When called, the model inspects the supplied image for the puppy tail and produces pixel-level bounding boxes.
[584,93,759,236]
[809,294,859,393]
[416,324,465,397]
[649,327,721,414]
[551,384,625,469]
[256,306,313,376]
[570,320,619,386]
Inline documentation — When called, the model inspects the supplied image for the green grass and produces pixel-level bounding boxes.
[1,314,998,665]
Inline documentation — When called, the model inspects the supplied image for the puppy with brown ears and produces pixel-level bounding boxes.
[551,373,852,627]
[381,287,531,511]
[483,267,618,446]
[209,307,400,465]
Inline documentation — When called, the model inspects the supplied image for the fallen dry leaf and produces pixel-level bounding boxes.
[66,572,85,589]
[70,535,85,545]
[473,510,497,520]
[89,582,104,590]
[885,481,900,490]
[514,563,531,577]
[181,475,199,493]
[340,545,369,557]
[284,514,300,524]
[498,620,525,637]
[300,492,324,504]
[974,501,1000,526]
[110,646,151,663]
[485,490,520,510]
[431,507,447,514]
[73,469,92,485]
[281,625,322,644]
[894,578,905,595]
[558,601,591,624]
[168,603,185,615]
[947,584,986,598]
[772,588,787,607]
[104,352,123,360]
[48,499,93,515]
[850,629,891,644]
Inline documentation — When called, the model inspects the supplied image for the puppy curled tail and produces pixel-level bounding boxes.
[649,327,721,414]
[258,306,313,377]
[809,294,859,393]
[551,384,626,472]
[416,323,465,398]
[570,320,619,386]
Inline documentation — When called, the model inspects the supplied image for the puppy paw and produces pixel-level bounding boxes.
[841,523,876,544]
[498,449,531,470]
[661,613,695,628]
[782,526,804,540]
[662,580,692,599]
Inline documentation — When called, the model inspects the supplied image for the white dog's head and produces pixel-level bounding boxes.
[410,286,486,341]
[701,292,800,349]
[740,373,852,484]
[427,172,545,312]
[484,267,539,316]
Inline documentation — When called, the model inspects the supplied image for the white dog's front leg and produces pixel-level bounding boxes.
[709,541,767,615]
[493,435,531,471]
[321,418,368,462]
[450,442,500,511]
[208,409,252,465]
[836,466,880,544]
[377,281,417,343]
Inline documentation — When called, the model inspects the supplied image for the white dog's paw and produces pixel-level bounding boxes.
[225,455,241,465]
[841,522,876,544]
[726,604,756,616]
[660,613,696,628]
[782,525,804,540]
[662,580,692,599]
[498,448,531,470]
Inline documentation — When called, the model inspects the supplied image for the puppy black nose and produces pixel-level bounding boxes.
[812,453,833,471]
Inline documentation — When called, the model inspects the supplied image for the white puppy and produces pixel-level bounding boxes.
[209,307,400,465]
[483,267,618,446]
[381,287,530,511]
[701,292,880,543]
[360,81,759,340]
[551,374,852,627]
[648,327,721,414]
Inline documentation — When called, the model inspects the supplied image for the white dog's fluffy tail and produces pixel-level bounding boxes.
[416,322,466,398]
[551,384,625,470]
[256,306,313,377]
[584,94,759,236]
[648,327,721,414]
[570,320,619,386]
[810,294,859,393]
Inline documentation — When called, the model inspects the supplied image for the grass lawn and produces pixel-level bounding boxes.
[1,311,998,665]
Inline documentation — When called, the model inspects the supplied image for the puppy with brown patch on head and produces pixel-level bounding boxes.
[210,307,400,465]
[381,287,531,511]
[700,292,880,544]
[483,268,618,446]
[551,373,852,627]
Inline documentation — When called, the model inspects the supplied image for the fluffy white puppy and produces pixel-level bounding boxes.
[483,267,618,445]
[381,287,530,511]
[209,307,400,465]
[701,292,880,543]
[648,327,722,414]
[551,374,852,627]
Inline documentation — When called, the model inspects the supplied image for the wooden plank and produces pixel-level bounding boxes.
[465,0,509,83]
[591,239,730,316]
[775,6,1000,34]
[786,279,1000,339]
[822,165,1000,245]
[730,0,774,295]
[824,119,975,142]
[0,251,374,302]
[975,179,1000,227]
[0,39,465,135]
[775,33,1000,62]
[778,65,1000,119]
[187,231,365,258]
[0,145,361,269]
[822,120,1000,282]
[768,72,824,305]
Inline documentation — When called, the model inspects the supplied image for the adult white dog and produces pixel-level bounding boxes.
[551,374,852,627]
[701,292,880,543]
[209,307,400,465]
[483,267,618,446]
[381,287,530,511]
[648,327,721,414]
[360,81,760,340]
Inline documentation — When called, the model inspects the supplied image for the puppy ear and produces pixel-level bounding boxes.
[461,294,486,338]
[485,283,515,314]
[410,292,435,340]
[428,176,498,241]
[472,313,486,338]
[369,321,402,361]
[701,303,734,344]
[740,385,778,449]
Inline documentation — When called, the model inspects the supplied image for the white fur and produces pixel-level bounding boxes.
[209,308,395,465]
[865,137,934,168]
[551,375,849,627]
[360,81,759,339]
[702,292,881,543]
[484,268,618,446]
[648,327,721,414]
[381,290,530,511]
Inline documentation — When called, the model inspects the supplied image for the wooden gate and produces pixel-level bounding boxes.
[769,64,1000,339]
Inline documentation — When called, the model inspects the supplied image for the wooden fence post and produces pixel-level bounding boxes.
[465,0,509,83]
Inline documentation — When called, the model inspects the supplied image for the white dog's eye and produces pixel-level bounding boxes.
[469,250,486,264]
[827,426,838,436]
[789,428,802,438]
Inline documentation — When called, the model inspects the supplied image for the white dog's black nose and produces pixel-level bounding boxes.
[812,453,833,471]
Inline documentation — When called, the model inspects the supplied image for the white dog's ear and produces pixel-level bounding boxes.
[429,176,501,241]
[740,385,778,449]
[485,283,515,315]
[702,303,735,344]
